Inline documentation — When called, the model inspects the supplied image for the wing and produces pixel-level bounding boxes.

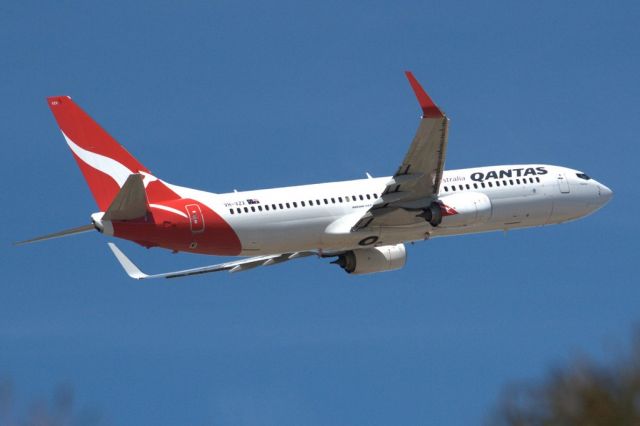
[352,72,449,231]
[108,243,317,279]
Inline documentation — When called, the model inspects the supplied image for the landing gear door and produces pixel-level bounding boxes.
[185,204,205,233]
[557,174,570,194]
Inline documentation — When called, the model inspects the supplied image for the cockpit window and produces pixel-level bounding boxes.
[576,173,591,180]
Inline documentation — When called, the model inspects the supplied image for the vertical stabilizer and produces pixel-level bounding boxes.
[47,96,178,210]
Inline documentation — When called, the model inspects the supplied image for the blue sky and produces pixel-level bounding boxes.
[1,1,638,424]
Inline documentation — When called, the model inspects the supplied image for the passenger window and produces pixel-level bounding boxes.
[286,203,290,208]
[366,194,371,200]
[229,209,234,214]
[331,198,335,204]
[338,197,343,203]
[509,180,514,185]
[293,202,298,208]
[237,208,242,214]
[316,199,320,205]
[473,183,478,189]
[536,177,540,183]
[324,199,328,204]
[488,182,493,187]
[244,207,249,213]
[452,186,456,191]
[481,183,486,188]
[516,179,521,184]
[359,195,364,200]
[496,181,500,187]
[251,206,256,212]
[459,185,464,191]
[466,184,470,189]
[279,203,283,209]
[301,201,306,207]
[373,193,378,198]
[444,186,449,192]
[529,178,534,183]
[258,206,263,211]
[272,204,276,210]
[265,205,270,211]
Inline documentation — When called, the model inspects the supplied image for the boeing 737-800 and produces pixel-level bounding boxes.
[17,72,613,277]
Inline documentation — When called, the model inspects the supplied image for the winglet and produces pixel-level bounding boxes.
[107,242,149,279]
[404,71,444,118]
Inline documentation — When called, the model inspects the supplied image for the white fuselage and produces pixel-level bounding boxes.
[40,89,614,278]
[179,164,611,256]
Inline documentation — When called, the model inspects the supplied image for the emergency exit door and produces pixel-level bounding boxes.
[185,204,205,233]
[557,174,570,194]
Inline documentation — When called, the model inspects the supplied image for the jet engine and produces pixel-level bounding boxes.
[332,244,406,275]
[417,202,443,226]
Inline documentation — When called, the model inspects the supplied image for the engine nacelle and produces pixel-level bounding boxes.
[91,212,113,235]
[418,202,443,226]
[437,192,492,228]
[332,244,406,275]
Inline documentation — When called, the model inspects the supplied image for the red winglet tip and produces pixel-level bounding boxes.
[404,71,443,118]
[46,96,71,107]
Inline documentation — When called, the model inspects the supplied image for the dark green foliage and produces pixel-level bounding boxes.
[488,333,640,426]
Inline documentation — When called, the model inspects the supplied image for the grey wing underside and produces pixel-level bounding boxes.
[352,72,449,231]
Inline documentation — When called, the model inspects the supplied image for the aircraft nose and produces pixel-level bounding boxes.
[598,183,613,204]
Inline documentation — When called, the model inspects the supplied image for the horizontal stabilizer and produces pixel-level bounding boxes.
[103,174,148,221]
[14,224,96,246]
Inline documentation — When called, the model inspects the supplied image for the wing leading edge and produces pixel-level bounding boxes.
[352,71,449,231]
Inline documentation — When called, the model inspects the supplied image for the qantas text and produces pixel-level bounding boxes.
[470,166,548,182]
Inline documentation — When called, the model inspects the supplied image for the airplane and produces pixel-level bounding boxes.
[16,72,613,278]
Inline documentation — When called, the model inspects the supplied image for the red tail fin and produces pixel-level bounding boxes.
[47,96,178,210]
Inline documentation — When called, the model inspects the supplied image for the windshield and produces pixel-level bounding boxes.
[576,173,591,180]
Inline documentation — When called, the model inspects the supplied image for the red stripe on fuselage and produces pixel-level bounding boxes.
[112,199,241,255]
